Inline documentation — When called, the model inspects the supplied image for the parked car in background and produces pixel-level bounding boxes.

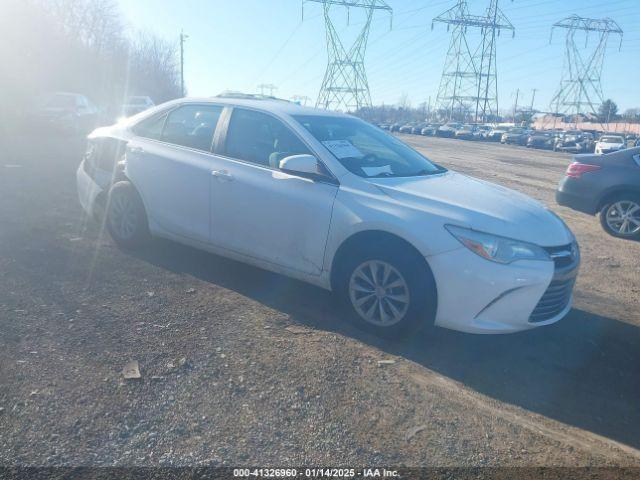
[557,147,640,239]
[398,124,415,134]
[527,131,555,150]
[378,124,390,131]
[77,96,579,337]
[421,123,440,136]
[624,133,638,147]
[595,134,626,155]
[501,127,529,145]
[486,126,509,142]
[437,122,462,138]
[35,92,99,134]
[411,123,427,135]
[389,123,402,133]
[454,124,478,140]
[121,96,155,118]
[554,130,595,154]
[473,124,493,140]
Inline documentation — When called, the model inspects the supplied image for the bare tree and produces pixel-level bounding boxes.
[1,0,182,120]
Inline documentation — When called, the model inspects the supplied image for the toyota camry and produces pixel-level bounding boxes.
[77,96,580,337]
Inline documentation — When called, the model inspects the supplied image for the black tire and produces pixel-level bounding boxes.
[599,194,640,240]
[105,181,150,249]
[334,241,437,339]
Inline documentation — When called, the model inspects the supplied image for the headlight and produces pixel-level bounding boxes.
[445,225,550,264]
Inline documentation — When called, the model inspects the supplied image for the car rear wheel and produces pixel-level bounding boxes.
[336,243,437,338]
[600,195,640,239]
[106,181,150,249]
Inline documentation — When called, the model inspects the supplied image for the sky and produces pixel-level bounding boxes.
[118,0,640,113]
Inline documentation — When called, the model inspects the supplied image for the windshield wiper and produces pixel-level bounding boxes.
[367,171,396,178]
[406,168,442,177]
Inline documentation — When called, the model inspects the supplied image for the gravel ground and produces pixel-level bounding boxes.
[0,133,639,468]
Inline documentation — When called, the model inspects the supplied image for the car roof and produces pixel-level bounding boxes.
[161,96,350,118]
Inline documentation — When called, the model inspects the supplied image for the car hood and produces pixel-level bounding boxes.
[368,171,572,247]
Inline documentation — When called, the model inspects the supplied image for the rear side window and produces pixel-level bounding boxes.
[224,109,310,168]
[161,105,223,152]
[132,113,167,140]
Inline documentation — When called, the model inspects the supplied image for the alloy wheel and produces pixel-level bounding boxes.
[605,200,640,236]
[348,260,410,327]
[109,194,138,240]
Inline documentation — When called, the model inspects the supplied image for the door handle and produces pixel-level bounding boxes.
[211,169,234,181]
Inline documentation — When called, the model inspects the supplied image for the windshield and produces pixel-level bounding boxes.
[600,136,624,143]
[293,115,445,178]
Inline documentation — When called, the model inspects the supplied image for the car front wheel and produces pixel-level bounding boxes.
[336,244,437,338]
[600,195,640,240]
[106,181,150,249]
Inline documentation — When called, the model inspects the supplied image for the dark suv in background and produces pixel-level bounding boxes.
[557,147,640,239]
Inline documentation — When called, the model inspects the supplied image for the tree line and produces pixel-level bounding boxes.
[1,0,182,119]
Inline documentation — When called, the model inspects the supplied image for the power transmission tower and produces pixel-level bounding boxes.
[549,15,623,122]
[303,0,392,112]
[257,84,278,96]
[433,0,513,122]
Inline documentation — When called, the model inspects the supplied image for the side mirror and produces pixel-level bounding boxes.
[279,154,336,184]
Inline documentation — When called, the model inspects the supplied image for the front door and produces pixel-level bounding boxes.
[209,108,338,275]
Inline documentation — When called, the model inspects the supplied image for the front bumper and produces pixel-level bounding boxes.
[428,244,578,334]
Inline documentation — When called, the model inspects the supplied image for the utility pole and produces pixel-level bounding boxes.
[180,30,189,97]
[513,88,519,123]
[257,84,278,96]
[304,0,393,112]
[529,88,537,112]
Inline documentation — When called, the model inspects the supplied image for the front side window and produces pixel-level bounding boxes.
[224,109,311,168]
[293,115,445,178]
[161,105,223,152]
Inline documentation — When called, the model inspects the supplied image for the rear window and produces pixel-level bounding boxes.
[161,105,223,152]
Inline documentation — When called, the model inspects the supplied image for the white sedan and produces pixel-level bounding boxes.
[595,135,626,155]
[77,96,579,337]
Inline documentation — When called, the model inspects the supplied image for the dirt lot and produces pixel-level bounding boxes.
[1,133,639,468]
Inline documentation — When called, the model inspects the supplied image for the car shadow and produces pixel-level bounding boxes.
[133,238,640,451]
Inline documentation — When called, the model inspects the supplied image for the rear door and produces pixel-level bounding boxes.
[126,104,223,243]
[209,107,338,275]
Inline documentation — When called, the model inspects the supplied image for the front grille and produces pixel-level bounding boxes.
[529,243,579,323]
[529,277,576,323]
